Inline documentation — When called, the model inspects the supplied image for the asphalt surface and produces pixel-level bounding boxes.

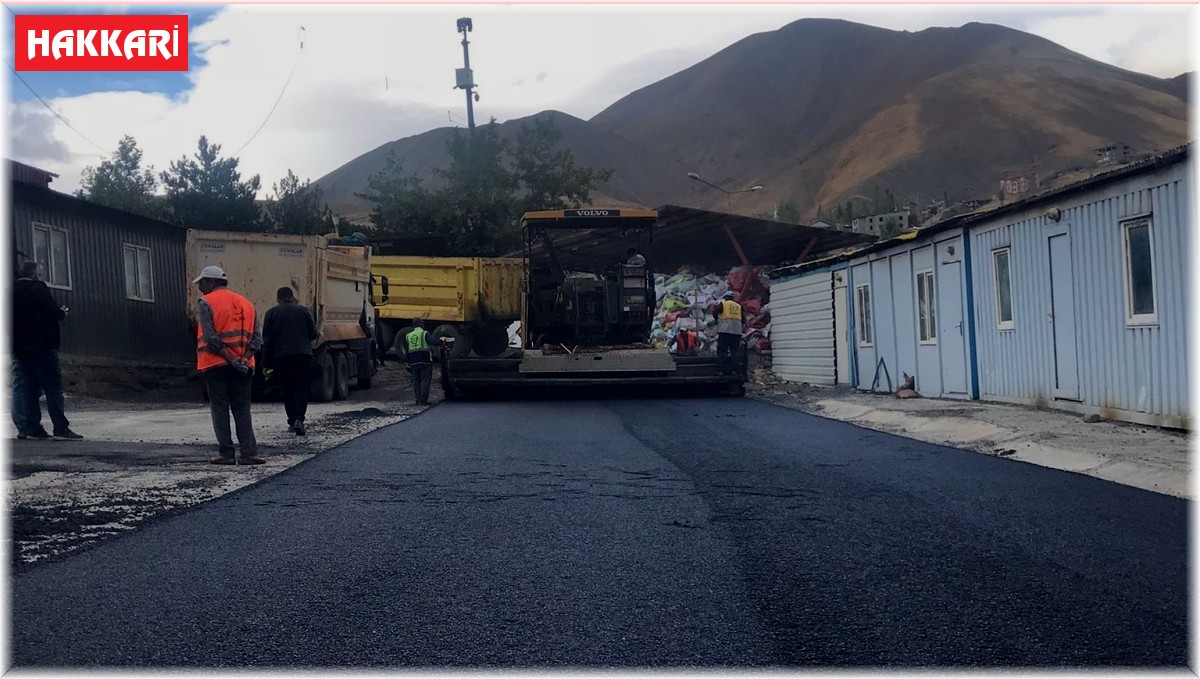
[11,397,1189,668]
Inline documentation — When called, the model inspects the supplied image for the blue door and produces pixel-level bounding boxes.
[1048,232,1080,400]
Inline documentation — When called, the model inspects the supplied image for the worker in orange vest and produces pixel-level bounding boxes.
[675,327,698,357]
[194,265,264,465]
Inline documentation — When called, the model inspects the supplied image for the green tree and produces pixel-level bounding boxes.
[511,116,613,214]
[160,135,263,231]
[263,170,331,235]
[435,121,519,255]
[775,199,803,223]
[357,152,441,237]
[361,116,613,256]
[78,136,169,220]
[880,216,901,239]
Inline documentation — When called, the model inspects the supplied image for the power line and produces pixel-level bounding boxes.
[231,25,305,157]
[2,2,107,155]
[6,62,107,156]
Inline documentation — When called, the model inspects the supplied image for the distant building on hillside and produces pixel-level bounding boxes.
[851,209,910,235]
[999,171,1040,198]
[1096,142,1131,166]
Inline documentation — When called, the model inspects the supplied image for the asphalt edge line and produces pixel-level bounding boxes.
[745,394,1186,501]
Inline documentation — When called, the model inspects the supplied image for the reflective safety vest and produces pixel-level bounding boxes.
[717,299,743,335]
[406,328,430,352]
[196,288,257,372]
[676,329,697,354]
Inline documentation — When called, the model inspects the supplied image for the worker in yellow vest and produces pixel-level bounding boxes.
[404,318,435,406]
[194,265,264,465]
[714,290,744,376]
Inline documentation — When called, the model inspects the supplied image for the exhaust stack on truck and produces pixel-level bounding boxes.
[185,230,376,402]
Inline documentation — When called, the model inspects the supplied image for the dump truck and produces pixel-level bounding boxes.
[438,209,747,398]
[185,230,375,402]
[371,256,522,360]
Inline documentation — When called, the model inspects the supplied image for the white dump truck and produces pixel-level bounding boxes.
[185,230,375,401]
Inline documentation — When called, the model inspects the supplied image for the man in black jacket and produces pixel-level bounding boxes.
[263,286,318,436]
[11,261,80,440]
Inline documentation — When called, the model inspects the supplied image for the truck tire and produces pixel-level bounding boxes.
[391,326,414,358]
[432,324,471,360]
[333,352,350,401]
[311,352,335,403]
[378,324,397,359]
[472,325,509,358]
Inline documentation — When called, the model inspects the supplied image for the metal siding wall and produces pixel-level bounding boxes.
[968,161,1190,425]
[11,188,191,363]
[770,272,836,385]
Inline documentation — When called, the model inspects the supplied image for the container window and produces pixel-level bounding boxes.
[31,223,71,289]
[856,284,873,346]
[917,270,937,343]
[994,248,1014,330]
[123,244,154,302]
[1122,217,1157,324]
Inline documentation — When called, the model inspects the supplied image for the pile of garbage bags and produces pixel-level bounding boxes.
[652,265,773,355]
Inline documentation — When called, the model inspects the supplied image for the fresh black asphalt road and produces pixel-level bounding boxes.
[11,397,1188,667]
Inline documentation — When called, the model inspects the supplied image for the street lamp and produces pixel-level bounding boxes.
[687,172,763,215]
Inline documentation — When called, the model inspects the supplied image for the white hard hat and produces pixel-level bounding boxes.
[192,265,227,283]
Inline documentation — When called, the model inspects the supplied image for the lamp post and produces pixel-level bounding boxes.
[687,172,763,215]
[687,172,763,270]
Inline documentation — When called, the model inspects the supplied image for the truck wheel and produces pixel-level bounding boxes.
[392,326,414,358]
[311,352,335,403]
[472,325,509,358]
[333,352,350,401]
[378,324,396,359]
[432,324,472,360]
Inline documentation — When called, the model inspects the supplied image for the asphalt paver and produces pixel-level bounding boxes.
[10,397,1188,667]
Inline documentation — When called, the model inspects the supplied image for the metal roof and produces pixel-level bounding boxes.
[8,159,58,189]
[521,204,876,273]
[768,144,1191,280]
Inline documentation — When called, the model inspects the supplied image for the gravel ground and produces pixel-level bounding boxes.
[7,360,435,570]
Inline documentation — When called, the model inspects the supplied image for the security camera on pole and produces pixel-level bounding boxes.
[455,17,477,130]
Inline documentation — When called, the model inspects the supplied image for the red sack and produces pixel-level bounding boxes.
[727,267,748,292]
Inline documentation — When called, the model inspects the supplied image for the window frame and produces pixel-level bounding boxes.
[1121,216,1158,326]
[856,284,873,347]
[993,247,1014,331]
[916,269,937,345]
[30,221,72,290]
[122,243,155,303]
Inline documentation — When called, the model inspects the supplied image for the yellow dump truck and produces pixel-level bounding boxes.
[185,230,375,402]
[371,256,522,359]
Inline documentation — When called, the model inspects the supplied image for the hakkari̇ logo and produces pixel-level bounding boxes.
[15,14,189,71]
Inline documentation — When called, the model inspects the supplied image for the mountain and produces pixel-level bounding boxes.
[317,19,1190,222]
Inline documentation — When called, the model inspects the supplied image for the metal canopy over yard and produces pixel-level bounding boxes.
[522,205,877,273]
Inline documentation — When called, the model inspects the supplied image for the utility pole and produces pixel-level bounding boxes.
[455,17,478,130]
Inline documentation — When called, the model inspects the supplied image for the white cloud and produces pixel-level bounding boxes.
[4,4,1190,196]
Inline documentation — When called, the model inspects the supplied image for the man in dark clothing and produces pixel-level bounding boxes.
[263,286,318,436]
[11,261,81,440]
[403,318,435,405]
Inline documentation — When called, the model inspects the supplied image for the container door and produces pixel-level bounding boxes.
[833,273,850,384]
[937,259,968,394]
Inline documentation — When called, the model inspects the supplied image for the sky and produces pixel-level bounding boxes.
[1,3,1193,198]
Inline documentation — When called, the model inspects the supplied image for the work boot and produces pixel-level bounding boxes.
[239,455,267,465]
[294,420,306,437]
[210,455,236,465]
[53,429,83,440]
